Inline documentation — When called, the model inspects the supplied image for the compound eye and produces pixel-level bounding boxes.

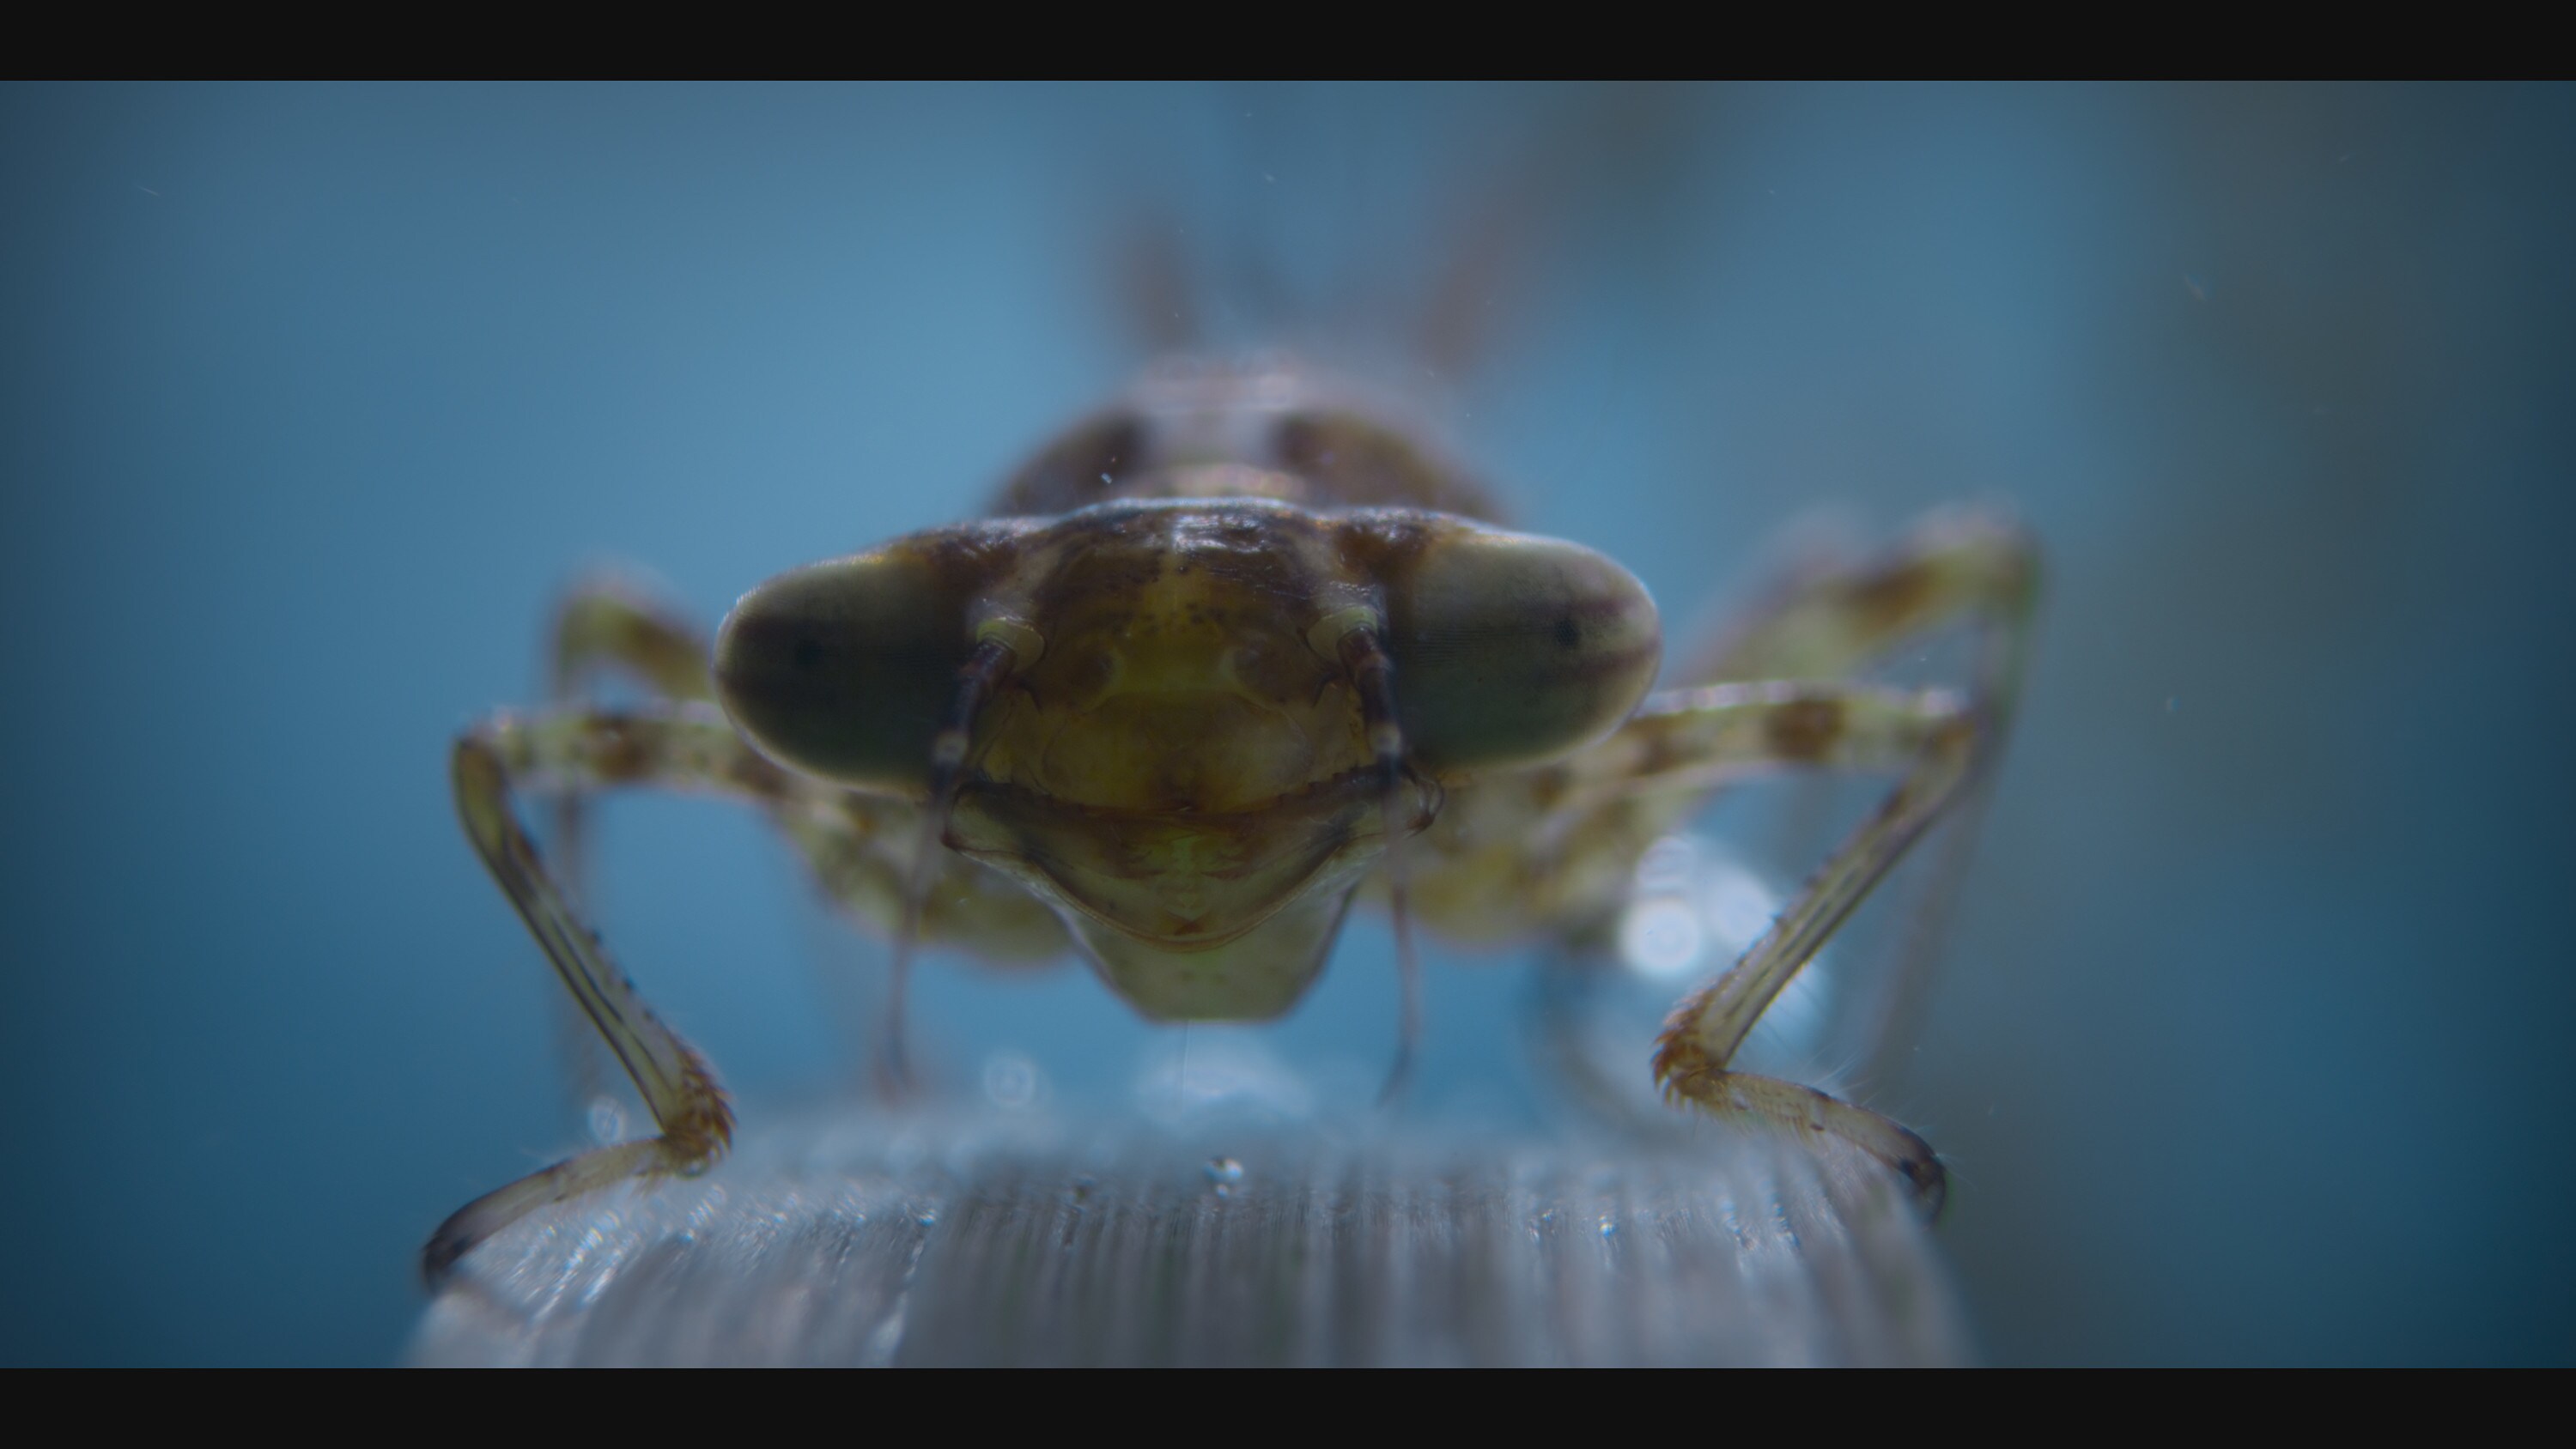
[714,544,988,791]
[1379,526,1661,773]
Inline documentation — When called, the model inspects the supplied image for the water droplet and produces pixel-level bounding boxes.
[1206,1156,1245,1186]
[1597,1216,1619,1239]
[981,1050,1042,1110]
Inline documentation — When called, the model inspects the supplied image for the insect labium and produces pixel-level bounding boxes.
[430,359,2037,1282]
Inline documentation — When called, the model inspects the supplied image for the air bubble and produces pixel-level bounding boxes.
[981,1050,1042,1110]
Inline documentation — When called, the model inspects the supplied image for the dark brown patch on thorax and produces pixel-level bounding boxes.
[983,362,1504,524]
[988,413,1147,518]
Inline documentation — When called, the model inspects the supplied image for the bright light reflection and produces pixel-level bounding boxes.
[1619,898,1704,980]
[1702,866,1777,955]
[587,1094,627,1146]
[1614,833,1833,1062]
[1133,1029,1315,1124]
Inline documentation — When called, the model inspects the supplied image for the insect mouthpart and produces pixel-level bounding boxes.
[946,765,1429,1022]
[939,521,1424,1021]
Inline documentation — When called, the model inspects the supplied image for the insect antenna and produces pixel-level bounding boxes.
[881,634,1016,1100]
[1339,628,1429,1106]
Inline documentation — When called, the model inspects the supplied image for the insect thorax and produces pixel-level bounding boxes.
[987,358,1504,523]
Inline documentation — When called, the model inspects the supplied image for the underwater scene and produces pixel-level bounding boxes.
[3,83,2571,1365]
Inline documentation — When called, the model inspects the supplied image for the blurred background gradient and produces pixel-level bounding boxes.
[3,82,2570,1365]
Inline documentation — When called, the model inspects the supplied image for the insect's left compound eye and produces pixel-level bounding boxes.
[713,545,989,792]
[1377,527,1662,773]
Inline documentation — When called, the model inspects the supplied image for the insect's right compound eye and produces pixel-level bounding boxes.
[713,547,984,791]
[1378,526,1662,774]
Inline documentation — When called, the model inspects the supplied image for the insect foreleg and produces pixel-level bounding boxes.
[775,798,1067,967]
[544,574,715,898]
[434,703,1066,1279]
[1672,508,2040,1084]
[434,706,769,1281]
[439,705,853,1281]
[1614,683,1983,1214]
[1562,681,1971,804]
[538,577,717,1113]
[551,572,716,700]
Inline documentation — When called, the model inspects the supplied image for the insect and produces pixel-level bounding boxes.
[427,356,2037,1282]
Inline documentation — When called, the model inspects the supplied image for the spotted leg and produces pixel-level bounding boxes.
[1583,683,1981,1211]
[539,579,1063,1088]
[433,707,752,1282]
[536,577,716,1113]
[1682,507,2038,700]
[1432,514,2035,1206]
[1682,506,2039,1076]
[1418,680,1982,1206]
[1418,512,2036,939]
[431,703,1054,1282]
[543,574,714,901]
[1637,512,2036,1213]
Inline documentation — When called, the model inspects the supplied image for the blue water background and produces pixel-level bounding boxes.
[3,83,2571,1364]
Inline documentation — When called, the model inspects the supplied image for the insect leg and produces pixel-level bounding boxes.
[544,573,714,894]
[433,703,808,1282]
[1679,509,2039,1076]
[772,795,1067,966]
[1589,682,1984,1213]
[551,572,716,700]
[1680,507,2039,699]
[538,578,716,1112]
[434,702,1066,1279]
